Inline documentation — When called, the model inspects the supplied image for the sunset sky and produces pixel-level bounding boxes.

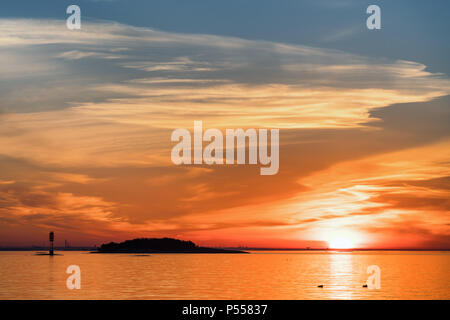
[0,0,449,249]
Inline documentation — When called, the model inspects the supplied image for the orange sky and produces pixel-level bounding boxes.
[0,20,449,249]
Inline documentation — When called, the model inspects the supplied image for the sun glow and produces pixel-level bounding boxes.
[328,237,355,249]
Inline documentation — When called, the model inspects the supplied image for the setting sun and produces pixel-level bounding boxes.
[329,237,354,249]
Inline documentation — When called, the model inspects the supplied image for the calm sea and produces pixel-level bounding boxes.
[0,250,448,299]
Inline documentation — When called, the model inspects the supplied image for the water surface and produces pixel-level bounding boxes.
[0,251,448,299]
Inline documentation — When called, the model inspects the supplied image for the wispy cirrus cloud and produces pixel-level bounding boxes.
[0,19,449,247]
[0,18,448,119]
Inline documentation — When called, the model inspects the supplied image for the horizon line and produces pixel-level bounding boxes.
[1,246,449,252]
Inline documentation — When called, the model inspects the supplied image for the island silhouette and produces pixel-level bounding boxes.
[94,237,247,254]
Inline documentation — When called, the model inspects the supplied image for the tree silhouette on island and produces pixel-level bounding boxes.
[95,237,247,254]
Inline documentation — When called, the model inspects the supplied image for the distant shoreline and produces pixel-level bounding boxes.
[1,248,449,252]
[227,248,450,251]
[0,247,94,251]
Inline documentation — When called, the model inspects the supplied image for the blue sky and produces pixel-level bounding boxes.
[1,0,449,75]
